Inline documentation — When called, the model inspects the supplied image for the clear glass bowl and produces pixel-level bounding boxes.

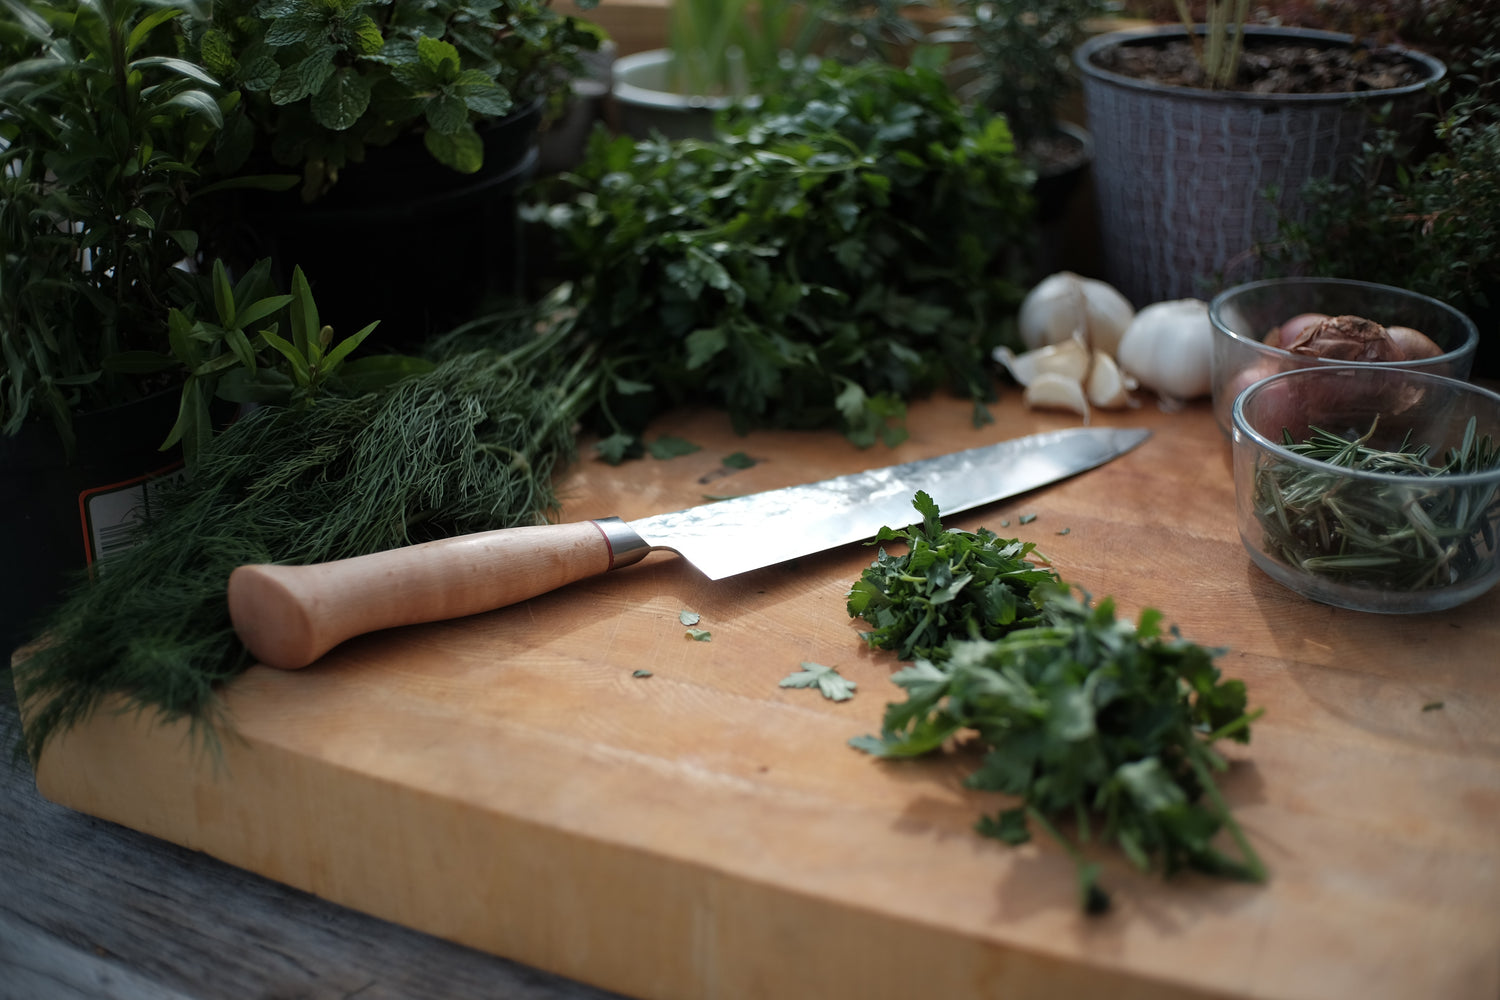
[1209,277,1479,436]
[1232,367,1500,613]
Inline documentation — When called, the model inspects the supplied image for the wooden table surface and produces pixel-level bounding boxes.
[6,389,1499,1000]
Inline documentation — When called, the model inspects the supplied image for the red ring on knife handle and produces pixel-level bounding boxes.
[589,517,652,571]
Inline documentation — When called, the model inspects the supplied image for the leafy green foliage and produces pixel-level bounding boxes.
[533,59,1035,457]
[846,491,1060,660]
[102,258,431,465]
[780,661,857,701]
[848,493,1265,913]
[0,0,232,448]
[13,309,596,760]
[933,0,1110,146]
[1264,11,1499,374]
[197,0,600,199]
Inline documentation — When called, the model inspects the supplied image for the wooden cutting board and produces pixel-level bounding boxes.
[23,391,1500,1000]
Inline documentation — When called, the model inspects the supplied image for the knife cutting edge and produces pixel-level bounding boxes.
[227,425,1151,670]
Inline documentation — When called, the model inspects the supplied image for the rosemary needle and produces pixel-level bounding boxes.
[1253,416,1500,591]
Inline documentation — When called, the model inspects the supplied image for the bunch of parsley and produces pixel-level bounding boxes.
[846,492,1060,660]
[849,494,1265,913]
[530,58,1036,461]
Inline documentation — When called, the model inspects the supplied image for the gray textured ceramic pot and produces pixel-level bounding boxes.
[1074,26,1444,308]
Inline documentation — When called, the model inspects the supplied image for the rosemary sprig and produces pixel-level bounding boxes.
[1252,416,1500,592]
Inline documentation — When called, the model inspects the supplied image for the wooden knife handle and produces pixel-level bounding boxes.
[228,519,646,671]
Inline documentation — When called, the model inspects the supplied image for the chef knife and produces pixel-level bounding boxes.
[228,425,1150,670]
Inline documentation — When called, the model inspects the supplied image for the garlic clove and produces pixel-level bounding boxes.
[1085,350,1134,409]
[993,335,1091,387]
[1023,371,1091,422]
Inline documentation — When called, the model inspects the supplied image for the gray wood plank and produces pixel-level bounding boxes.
[0,702,631,1000]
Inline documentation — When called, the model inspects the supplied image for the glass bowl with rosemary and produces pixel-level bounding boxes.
[1209,277,1480,437]
[1231,366,1500,614]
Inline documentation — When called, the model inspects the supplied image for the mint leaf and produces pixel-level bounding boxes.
[423,125,482,173]
[685,629,711,642]
[678,610,700,626]
[311,68,371,131]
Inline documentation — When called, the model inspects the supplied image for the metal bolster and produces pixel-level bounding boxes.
[589,517,652,571]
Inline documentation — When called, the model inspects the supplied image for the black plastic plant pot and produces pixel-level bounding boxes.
[0,390,186,665]
[240,100,546,349]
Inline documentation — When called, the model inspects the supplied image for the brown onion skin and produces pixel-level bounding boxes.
[1264,313,1329,349]
[1224,361,1283,422]
[1386,325,1444,360]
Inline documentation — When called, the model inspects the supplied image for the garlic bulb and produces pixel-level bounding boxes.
[1116,298,1214,401]
[1018,272,1135,355]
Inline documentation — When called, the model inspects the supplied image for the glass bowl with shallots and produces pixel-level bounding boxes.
[1231,365,1500,613]
[1209,278,1480,436]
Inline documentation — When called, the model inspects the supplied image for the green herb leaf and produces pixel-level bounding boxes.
[849,493,1265,913]
[649,435,702,460]
[780,662,857,702]
[679,610,701,626]
[311,67,372,132]
[685,629,712,642]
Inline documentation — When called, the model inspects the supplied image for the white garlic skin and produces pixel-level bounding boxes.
[1116,298,1214,401]
[992,335,1091,387]
[1018,272,1135,355]
[1023,371,1092,421]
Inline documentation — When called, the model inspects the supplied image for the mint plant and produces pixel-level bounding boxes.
[196,0,600,200]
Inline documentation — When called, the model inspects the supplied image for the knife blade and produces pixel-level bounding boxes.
[228,425,1150,670]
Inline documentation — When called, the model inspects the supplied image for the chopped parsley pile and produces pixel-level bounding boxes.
[848,492,1265,913]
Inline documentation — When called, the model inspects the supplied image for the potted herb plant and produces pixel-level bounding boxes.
[929,0,1109,274]
[0,0,240,658]
[192,0,602,342]
[610,0,814,140]
[1073,1,1446,307]
[1262,4,1500,379]
[609,0,932,141]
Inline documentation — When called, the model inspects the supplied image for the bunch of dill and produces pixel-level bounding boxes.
[13,314,594,761]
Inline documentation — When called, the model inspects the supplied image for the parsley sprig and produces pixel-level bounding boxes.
[846,491,1060,660]
[849,495,1265,913]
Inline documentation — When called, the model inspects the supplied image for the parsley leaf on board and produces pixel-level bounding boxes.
[780,662,858,702]
[846,490,1060,661]
[679,610,702,626]
[686,629,712,642]
[649,435,703,460]
[848,494,1266,913]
